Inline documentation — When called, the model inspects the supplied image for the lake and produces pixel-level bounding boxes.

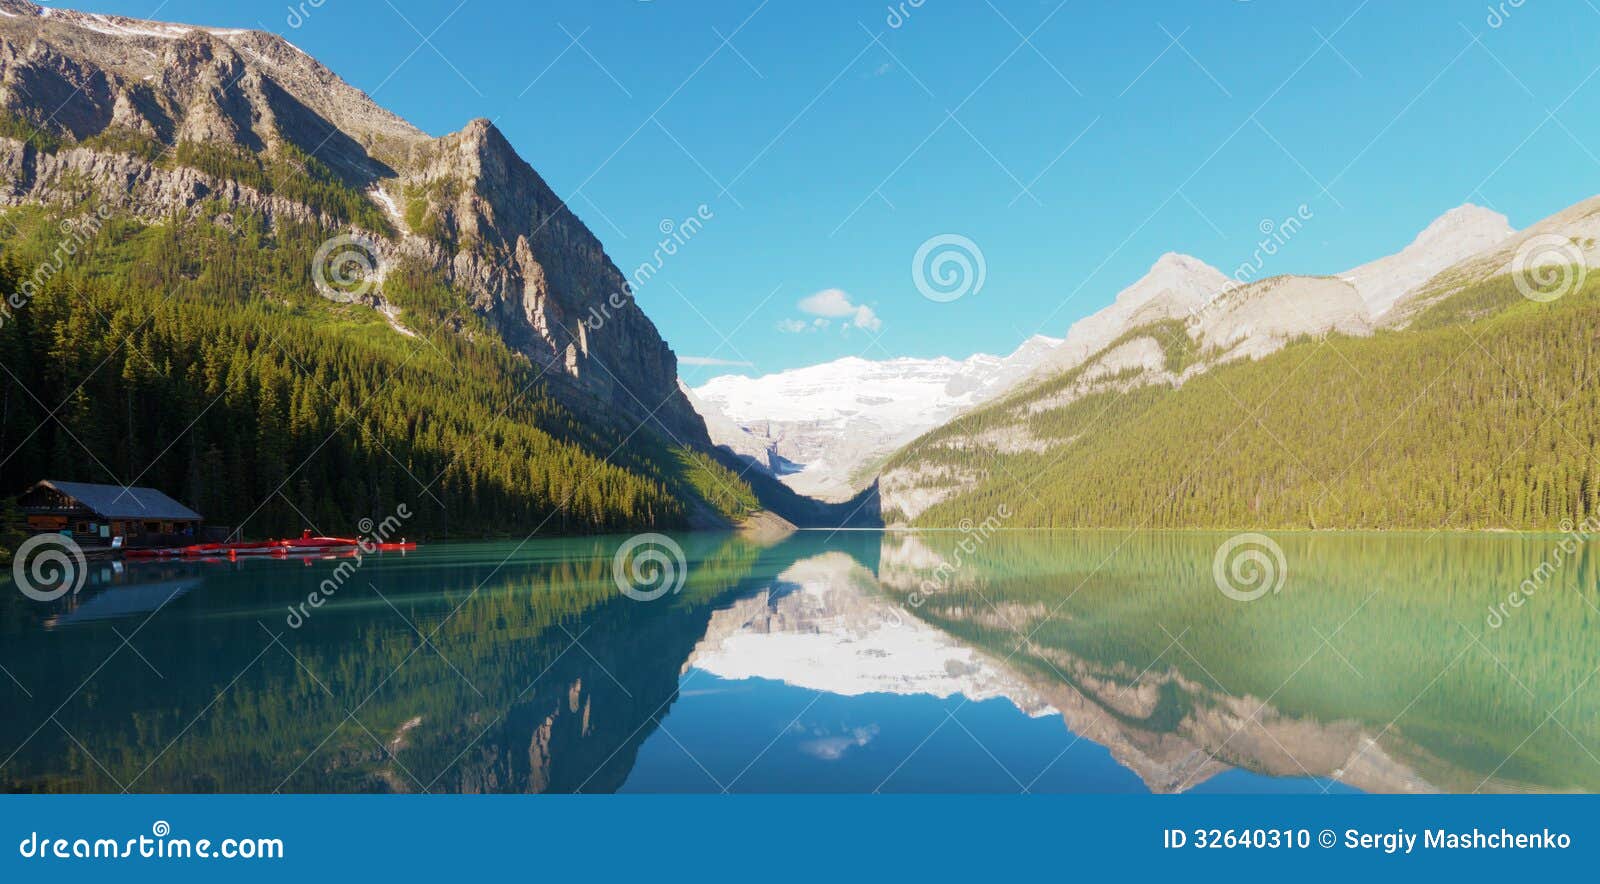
[1,530,1596,793]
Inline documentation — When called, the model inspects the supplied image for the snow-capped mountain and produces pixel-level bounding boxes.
[688,551,1056,716]
[692,335,1060,501]
[698,202,1518,506]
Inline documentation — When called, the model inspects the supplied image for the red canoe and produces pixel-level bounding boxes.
[128,531,417,560]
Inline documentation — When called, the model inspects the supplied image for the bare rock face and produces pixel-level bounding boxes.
[1343,203,1513,318]
[0,0,707,446]
[1195,274,1372,363]
[400,120,702,442]
[878,203,1531,521]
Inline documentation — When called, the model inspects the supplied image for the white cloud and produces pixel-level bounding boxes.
[679,355,754,367]
[796,288,881,332]
[797,288,856,318]
[777,318,810,334]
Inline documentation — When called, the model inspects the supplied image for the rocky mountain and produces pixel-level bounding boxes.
[1343,203,1514,317]
[691,203,1516,510]
[879,202,1533,523]
[1031,204,1514,385]
[1391,194,1600,321]
[1031,251,1232,379]
[691,334,1061,501]
[0,0,704,444]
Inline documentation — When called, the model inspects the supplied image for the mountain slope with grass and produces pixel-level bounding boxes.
[0,0,779,536]
[881,199,1600,531]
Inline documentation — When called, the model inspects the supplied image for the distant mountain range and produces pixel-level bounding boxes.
[689,335,1060,501]
[879,195,1600,531]
[4,0,1594,536]
[0,0,874,534]
[691,202,1524,507]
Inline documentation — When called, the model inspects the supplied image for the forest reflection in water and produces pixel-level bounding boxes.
[1,529,1595,794]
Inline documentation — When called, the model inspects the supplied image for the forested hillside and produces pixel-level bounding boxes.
[886,271,1600,531]
[0,201,758,538]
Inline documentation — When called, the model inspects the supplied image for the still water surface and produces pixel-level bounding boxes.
[2,530,1596,793]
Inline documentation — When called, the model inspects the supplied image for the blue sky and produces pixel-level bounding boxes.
[64,0,1600,377]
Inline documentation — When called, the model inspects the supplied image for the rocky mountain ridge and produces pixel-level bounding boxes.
[876,202,1522,520]
[0,0,706,444]
[693,201,1519,512]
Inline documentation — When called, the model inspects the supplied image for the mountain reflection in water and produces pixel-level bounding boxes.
[1,530,1595,793]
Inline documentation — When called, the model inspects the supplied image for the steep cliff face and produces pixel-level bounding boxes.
[397,120,702,442]
[0,0,706,445]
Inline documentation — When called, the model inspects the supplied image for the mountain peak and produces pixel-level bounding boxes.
[1116,251,1230,309]
[1413,203,1514,246]
[1152,251,1211,271]
[0,0,707,446]
[459,117,501,140]
[1344,204,1516,316]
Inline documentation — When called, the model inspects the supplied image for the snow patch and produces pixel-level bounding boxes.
[368,185,404,228]
[690,334,1062,500]
[378,303,416,338]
